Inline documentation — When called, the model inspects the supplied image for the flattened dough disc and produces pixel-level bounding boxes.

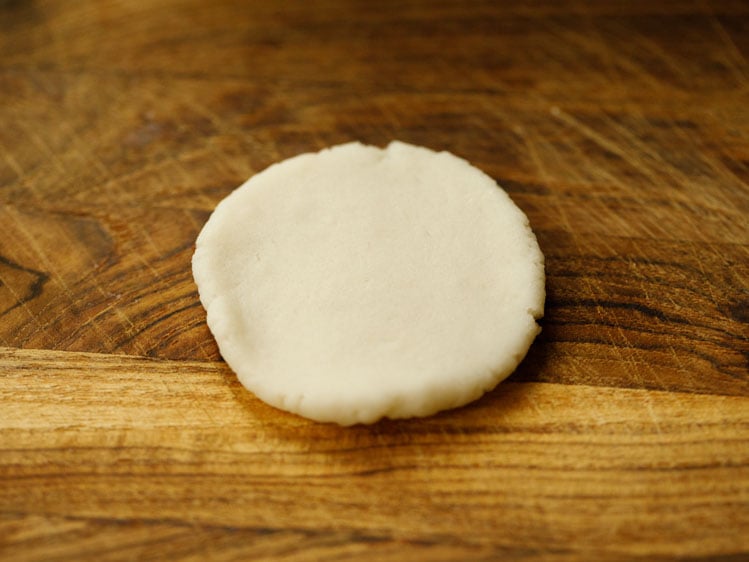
[193,141,545,425]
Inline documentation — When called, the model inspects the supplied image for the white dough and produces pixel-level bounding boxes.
[192,141,545,425]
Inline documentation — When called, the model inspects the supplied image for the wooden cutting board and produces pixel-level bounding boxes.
[1,1,747,560]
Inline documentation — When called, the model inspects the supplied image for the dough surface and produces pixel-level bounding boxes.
[193,141,545,425]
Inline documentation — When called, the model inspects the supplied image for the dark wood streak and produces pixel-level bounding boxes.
[0,255,49,317]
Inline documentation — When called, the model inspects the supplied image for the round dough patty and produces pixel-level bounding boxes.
[193,141,545,425]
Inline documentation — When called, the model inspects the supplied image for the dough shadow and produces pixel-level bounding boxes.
[243,330,553,476]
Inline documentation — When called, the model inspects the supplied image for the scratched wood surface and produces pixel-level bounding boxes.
[1,1,748,561]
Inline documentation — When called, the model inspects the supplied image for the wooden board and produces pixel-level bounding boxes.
[1,1,748,560]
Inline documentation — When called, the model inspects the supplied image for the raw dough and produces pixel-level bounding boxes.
[193,141,544,425]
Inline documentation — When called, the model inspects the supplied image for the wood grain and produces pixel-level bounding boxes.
[2,347,748,561]
[1,1,748,560]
